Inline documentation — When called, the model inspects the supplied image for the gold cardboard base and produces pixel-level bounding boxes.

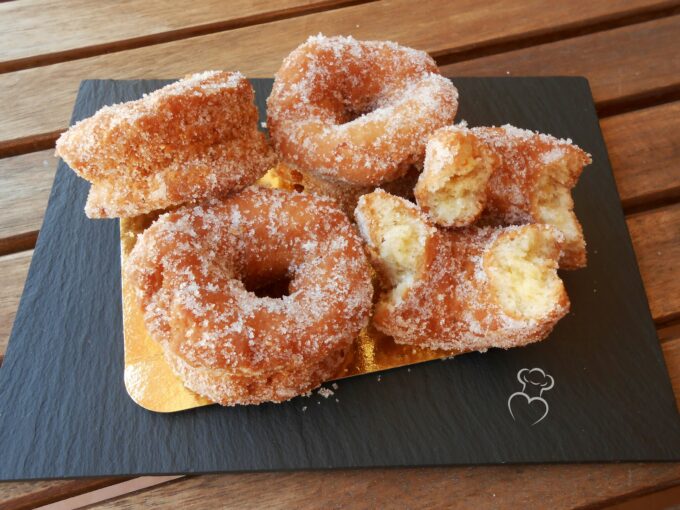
[121,170,459,412]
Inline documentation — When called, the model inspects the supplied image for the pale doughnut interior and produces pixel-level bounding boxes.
[485,226,564,319]
[415,129,495,227]
[355,191,433,302]
[534,158,583,262]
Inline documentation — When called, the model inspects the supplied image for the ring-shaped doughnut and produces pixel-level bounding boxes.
[267,35,458,186]
[126,186,374,405]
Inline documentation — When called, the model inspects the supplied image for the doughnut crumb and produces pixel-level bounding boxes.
[355,189,435,302]
[415,125,497,227]
[485,225,565,319]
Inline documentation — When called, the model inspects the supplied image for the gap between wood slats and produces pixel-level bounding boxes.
[434,3,680,66]
[0,232,39,256]
[0,131,61,159]
[0,0,378,75]
[596,87,680,118]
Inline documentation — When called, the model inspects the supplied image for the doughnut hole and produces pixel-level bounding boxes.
[247,276,293,299]
[533,157,585,267]
[415,129,496,227]
[355,190,435,303]
[484,225,565,320]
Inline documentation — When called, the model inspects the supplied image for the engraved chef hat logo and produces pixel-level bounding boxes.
[508,368,554,426]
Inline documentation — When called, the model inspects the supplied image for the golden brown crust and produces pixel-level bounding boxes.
[267,35,458,186]
[126,186,373,405]
[56,71,275,218]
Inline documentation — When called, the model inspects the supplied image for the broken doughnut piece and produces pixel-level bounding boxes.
[56,71,275,218]
[355,190,570,352]
[475,124,592,269]
[414,125,497,227]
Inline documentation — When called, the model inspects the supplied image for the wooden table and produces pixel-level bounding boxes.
[1,1,679,508]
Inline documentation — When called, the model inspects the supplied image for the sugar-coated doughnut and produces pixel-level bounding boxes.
[354,190,569,351]
[267,35,458,187]
[474,124,591,268]
[414,125,498,227]
[56,71,275,218]
[126,186,373,405]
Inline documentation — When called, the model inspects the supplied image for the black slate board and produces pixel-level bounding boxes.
[1,78,679,481]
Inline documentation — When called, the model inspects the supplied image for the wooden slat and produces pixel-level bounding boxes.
[627,203,680,325]
[0,481,67,507]
[441,15,680,116]
[0,250,31,355]
[602,101,680,210]
[0,149,55,255]
[0,0,372,73]
[87,464,680,509]
[0,0,677,152]
[0,478,127,510]
[664,335,680,403]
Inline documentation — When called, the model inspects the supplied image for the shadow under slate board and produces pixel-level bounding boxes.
[1,77,679,481]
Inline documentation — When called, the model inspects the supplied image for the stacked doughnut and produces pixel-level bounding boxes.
[268,35,591,352]
[57,34,592,406]
[57,69,375,406]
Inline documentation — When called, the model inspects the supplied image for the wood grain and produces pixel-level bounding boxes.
[664,336,680,404]
[88,464,680,510]
[603,101,680,211]
[441,15,680,116]
[0,0,373,73]
[0,250,31,355]
[602,101,680,211]
[0,478,127,510]
[627,203,680,325]
[0,149,55,255]
[1,0,677,151]
[0,480,66,507]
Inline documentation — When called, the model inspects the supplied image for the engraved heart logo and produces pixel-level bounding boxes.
[507,368,554,426]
